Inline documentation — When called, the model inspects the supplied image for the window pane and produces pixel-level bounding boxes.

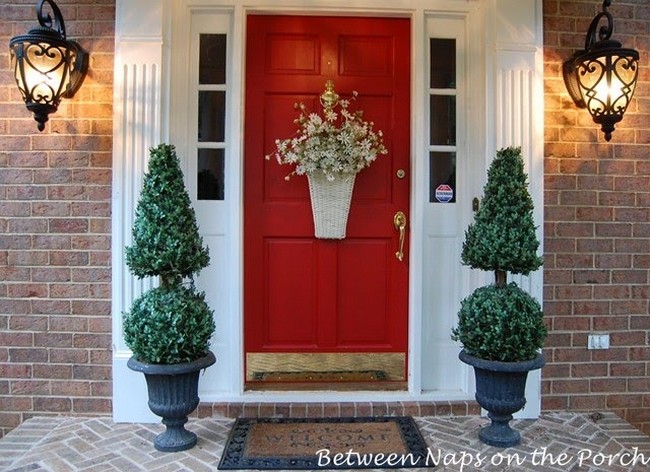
[199,34,227,84]
[429,95,456,145]
[430,38,455,89]
[198,149,225,200]
[198,91,226,142]
[430,152,456,203]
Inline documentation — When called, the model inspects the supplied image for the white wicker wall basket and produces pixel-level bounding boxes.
[307,172,356,239]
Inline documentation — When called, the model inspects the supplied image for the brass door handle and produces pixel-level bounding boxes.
[394,211,407,261]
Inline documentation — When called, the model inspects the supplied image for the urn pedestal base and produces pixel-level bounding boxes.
[459,350,545,448]
[128,352,216,452]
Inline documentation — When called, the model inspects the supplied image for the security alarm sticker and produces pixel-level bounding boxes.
[435,184,454,203]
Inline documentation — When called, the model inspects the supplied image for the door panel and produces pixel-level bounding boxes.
[244,15,410,382]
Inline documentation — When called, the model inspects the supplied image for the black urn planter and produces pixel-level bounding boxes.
[127,351,216,452]
[459,350,544,448]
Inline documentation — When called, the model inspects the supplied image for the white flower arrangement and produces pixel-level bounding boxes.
[267,90,388,182]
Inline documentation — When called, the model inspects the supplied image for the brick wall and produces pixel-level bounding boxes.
[543,0,650,433]
[0,1,115,437]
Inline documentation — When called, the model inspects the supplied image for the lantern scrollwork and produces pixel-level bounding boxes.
[562,0,639,141]
[9,0,89,131]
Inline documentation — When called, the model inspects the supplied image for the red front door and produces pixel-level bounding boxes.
[244,15,410,383]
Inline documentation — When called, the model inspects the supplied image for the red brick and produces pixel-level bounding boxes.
[592,285,630,300]
[576,207,613,222]
[595,223,632,237]
[71,203,111,218]
[590,378,627,393]
[552,347,591,362]
[72,397,111,414]
[50,349,89,364]
[33,364,72,380]
[33,169,72,184]
[49,219,89,234]
[610,363,646,377]
[71,300,110,316]
[545,174,577,190]
[611,298,648,315]
[32,202,71,217]
[598,192,636,206]
[52,381,91,397]
[607,393,643,408]
[572,269,609,284]
[32,333,73,349]
[0,397,33,412]
[10,380,51,396]
[32,397,72,412]
[611,331,647,347]
[71,268,110,283]
[595,254,631,268]
[629,378,650,393]
[31,300,71,315]
[629,316,650,331]
[542,395,568,411]
[49,283,90,299]
[614,238,650,254]
[611,270,648,284]
[592,348,629,362]
[551,379,589,394]
[8,315,47,332]
[73,365,111,381]
[573,301,610,316]
[555,223,594,238]
[47,186,86,201]
[592,316,628,331]
[571,363,608,378]
[49,252,89,266]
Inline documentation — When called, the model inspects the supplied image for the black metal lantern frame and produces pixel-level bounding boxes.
[9,0,89,131]
[562,0,639,141]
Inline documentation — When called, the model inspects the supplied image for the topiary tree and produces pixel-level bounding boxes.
[452,147,546,362]
[461,146,543,287]
[125,144,210,288]
[123,144,215,364]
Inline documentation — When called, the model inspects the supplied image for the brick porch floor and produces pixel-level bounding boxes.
[1,412,650,471]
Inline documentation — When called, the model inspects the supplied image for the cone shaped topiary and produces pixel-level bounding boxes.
[125,144,210,286]
[123,144,215,364]
[461,146,543,278]
[452,147,546,362]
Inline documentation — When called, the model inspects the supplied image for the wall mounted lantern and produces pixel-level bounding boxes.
[9,0,89,132]
[562,0,639,141]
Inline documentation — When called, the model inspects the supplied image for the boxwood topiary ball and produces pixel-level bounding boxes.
[123,285,215,365]
[452,283,546,362]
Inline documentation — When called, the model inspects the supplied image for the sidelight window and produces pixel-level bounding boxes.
[428,38,457,203]
[197,34,227,200]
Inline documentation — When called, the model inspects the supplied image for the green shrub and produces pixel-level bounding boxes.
[123,285,215,364]
[453,147,546,362]
[461,147,543,276]
[451,283,546,362]
[123,144,215,364]
[125,144,209,284]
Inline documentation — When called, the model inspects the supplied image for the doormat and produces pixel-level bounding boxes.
[251,370,388,382]
[218,416,434,470]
